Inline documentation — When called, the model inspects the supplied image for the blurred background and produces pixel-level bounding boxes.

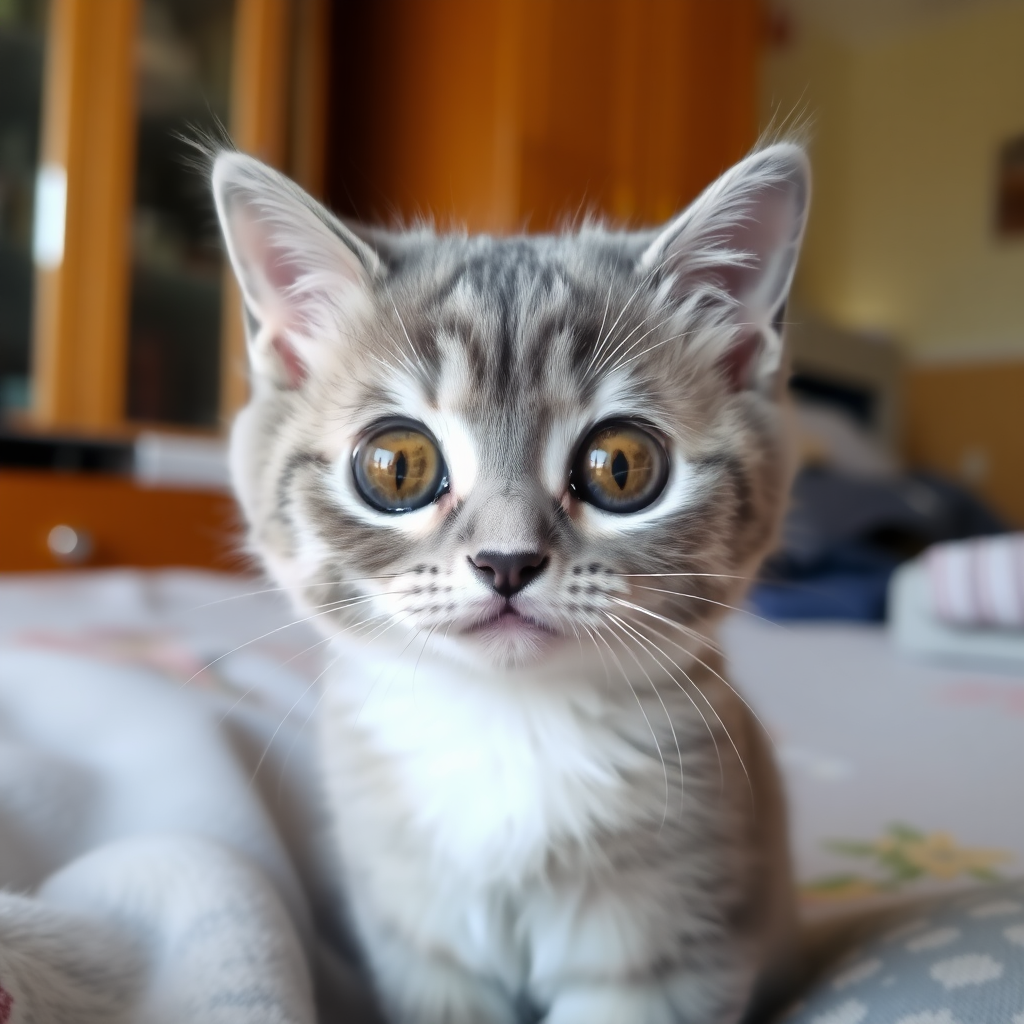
[1,0,1022,620]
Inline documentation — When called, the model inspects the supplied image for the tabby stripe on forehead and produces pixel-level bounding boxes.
[465,333,488,386]
[524,316,559,387]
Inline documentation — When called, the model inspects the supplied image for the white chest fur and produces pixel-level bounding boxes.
[319,644,654,884]
[316,643,696,1001]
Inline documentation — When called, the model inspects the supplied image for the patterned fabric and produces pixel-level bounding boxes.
[801,824,1013,907]
[927,534,1024,628]
[784,881,1024,1023]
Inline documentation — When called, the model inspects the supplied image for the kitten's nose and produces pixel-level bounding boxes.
[469,550,549,597]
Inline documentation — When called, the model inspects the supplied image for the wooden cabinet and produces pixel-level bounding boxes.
[328,0,760,232]
[0,0,328,572]
[1,470,241,572]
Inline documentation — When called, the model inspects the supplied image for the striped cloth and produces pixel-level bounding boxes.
[927,533,1024,628]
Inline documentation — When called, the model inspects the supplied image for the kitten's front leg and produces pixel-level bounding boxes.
[542,964,754,1024]
[358,920,517,1024]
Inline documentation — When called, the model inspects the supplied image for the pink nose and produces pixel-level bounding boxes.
[469,550,549,597]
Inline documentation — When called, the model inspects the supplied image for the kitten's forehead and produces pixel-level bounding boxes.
[372,238,660,484]
[390,235,651,415]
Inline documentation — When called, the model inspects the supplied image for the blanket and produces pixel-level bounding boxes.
[2,570,1023,1022]
[0,571,380,1023]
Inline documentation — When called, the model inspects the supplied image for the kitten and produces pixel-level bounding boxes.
[211,142,810,1024]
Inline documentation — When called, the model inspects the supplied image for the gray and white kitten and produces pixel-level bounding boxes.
[212,142,811,1024]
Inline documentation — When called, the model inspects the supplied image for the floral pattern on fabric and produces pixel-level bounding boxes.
[803,825,1014,906]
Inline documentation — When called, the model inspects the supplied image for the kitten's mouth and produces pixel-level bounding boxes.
[463,602,556,638]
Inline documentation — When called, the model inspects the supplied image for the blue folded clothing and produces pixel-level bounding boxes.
[750,542,898,622]
[752,467,1006,622]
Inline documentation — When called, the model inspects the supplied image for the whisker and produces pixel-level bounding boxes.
[625,585,787,629]
[378,326,422,378]
[183,573,404,611]
[412,620,441,680]
[183,588,421,690]
[585,265,658,375]
[614,613,755,804]
[249,639,351,784]
[604,617,685,824]
[274,670,333,802]
[594,278,615,360]
[216,603,392,726]
[384,287,427,379]
[181,597,374,688]
[585,623,670,829]
[608,613,724,796]
[614,319,760,370]
[613,572,753,582]
[615,599,778,758]
[594,309,678,376]
[580,621,613,695]
[611,597,725,656]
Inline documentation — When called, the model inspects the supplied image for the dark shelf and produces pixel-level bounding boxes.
[0,432,134,474]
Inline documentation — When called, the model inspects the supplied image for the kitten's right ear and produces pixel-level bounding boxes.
[211,152,380,388]
[639,143,810,392]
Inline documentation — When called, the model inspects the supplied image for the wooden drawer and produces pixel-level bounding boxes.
[0,470,245,572]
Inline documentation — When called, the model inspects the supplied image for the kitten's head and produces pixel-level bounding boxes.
[212,145,809,670]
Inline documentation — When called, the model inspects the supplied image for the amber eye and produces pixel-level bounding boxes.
[569,422,668,513]
[353,421,448,513]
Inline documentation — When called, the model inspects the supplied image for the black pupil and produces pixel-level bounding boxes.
[611,450,629,490]
[395,451,407,491]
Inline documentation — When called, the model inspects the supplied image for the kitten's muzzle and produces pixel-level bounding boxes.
[469,550,549,597]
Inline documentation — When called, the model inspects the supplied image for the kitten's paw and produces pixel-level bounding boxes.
[375,955,516,1024]
[542,974,747,1024]
[543,986,676,1024]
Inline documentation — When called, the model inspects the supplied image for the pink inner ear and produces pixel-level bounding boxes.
[717,333,761,392]
[271,334,308,388]
[264,247,303,294]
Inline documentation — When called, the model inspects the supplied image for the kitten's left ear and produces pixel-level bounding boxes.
[640,142,810,391]
[211,152,381,389]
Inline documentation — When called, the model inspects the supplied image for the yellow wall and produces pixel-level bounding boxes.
[762,1,1024,361]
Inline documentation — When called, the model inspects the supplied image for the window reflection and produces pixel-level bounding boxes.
[126,0,234,428]
[0,0,48,424]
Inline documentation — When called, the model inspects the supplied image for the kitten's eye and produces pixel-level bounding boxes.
[570,422,668,513]
[353,422,448,513]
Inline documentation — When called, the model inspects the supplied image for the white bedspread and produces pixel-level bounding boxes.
[1,570,1022,1021]
[0,571,379,1023]
[725,615,1024,919]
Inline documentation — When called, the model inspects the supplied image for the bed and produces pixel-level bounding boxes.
[1,568,1021,1022]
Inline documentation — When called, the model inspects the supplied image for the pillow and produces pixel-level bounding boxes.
[783,880,1024,1024]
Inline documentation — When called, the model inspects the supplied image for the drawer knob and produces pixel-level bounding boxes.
[47,525,94,564]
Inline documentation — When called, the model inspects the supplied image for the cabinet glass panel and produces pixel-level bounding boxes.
[0,0,48,425]
[126,0,234,427]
